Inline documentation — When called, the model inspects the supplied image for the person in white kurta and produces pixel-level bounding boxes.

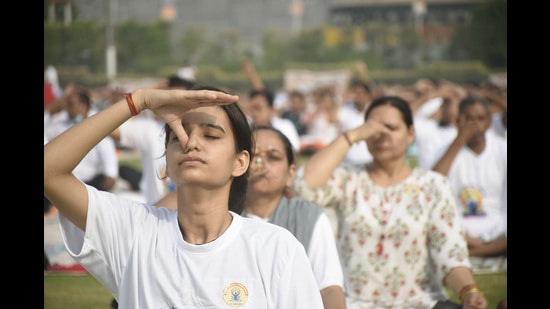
[45,86,322,308]
[43,88,119,191]
[246,88,301,153]
[445,130,507,243]
[414,115,457,169]
[295,168,474,308]
[433,96,507,272]
[44,108,119,188]
[295,96,488,309]
[413,95,460,170]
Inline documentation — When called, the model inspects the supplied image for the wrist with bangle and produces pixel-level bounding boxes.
[116,88,141,116]
[125,92,140,116]
[458,283,482,303]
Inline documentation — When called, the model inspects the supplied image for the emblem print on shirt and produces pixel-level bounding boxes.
[460,187,485,216]
[222,282,249,306]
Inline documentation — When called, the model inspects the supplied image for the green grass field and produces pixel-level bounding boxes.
[44,271,506,308]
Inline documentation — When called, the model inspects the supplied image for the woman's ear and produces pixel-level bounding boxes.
[286,163,297,188]
[233,150,250,177]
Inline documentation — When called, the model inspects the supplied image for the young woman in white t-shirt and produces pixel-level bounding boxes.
[44,85,323,308]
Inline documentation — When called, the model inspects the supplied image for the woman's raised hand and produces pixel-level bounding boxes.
[133,88,239,147]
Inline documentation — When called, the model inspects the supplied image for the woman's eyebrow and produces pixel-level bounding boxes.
[255,148,283,155]
[201,123,225,133]
[182,122,226,134]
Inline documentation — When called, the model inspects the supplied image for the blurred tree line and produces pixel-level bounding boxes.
[44,0,505,85]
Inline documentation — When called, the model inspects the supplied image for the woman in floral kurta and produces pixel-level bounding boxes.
[294,96,488,309]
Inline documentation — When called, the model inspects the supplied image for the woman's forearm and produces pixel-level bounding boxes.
[302,133,351,188]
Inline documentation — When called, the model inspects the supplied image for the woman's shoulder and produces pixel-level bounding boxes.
[286,197,325,218]
[240,214,286,231]
[145,204,177,219]
[287,197,323,210]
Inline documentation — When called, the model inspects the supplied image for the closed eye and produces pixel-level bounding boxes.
[169,133,179,142]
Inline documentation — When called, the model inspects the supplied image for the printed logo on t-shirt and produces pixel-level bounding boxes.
[222,282,249,306]
[459,187,485,217]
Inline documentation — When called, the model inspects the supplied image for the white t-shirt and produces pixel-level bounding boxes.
[43,109,117,183]
[414,117,457,169]
[118,116,167,204]
[59,186,323,308]
[490,111,507,139]
[415,97,443,119]
[72,136,119,182]
[446,131,507,242]
[246,212,344,291]
[306,113,340,147]
[44,109,98,141]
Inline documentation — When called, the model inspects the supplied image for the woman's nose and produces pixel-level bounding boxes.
[184,133,199,152]
[253,156,265,167]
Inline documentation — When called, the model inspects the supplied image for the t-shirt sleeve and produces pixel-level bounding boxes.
[275,238,324,308]
[59,185,150,295]
[307,212,345,290]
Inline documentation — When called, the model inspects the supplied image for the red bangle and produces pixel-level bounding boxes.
[125,92,139,116]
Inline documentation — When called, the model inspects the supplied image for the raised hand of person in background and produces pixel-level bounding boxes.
[241,58,265,90]
[44,81,77,115]
[455,111,486,146]
[344,113,392,145]
[354,60,369,82]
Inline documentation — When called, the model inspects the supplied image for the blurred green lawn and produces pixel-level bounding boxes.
[44,271,506,309]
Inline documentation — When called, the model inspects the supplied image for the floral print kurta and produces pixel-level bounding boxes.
[294,167,471,309]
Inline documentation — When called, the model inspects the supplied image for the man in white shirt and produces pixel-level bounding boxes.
[247,89,301,153]
[432,96,507,272]
[44,86,118,191]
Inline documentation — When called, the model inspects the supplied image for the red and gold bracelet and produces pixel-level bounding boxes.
[458,284,482,303]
